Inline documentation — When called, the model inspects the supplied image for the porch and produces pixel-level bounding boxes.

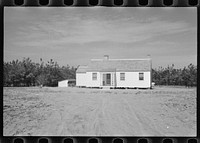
[99,70,116,87]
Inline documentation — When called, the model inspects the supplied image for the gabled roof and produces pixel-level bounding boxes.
[76,59,151,73]
[76,65,88,73]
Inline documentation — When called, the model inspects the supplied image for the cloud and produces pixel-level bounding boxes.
[12,16,193,50]
[6,7,194,49]
[4,7,197,68]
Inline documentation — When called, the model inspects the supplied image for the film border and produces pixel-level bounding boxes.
[0,0,199,143]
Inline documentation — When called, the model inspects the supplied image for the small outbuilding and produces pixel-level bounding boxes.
[58,79,76,87]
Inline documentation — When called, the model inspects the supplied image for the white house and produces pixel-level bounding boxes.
[76,55,152,89]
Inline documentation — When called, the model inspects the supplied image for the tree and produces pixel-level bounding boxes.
[4,57,195,87]
[152,63,197,87]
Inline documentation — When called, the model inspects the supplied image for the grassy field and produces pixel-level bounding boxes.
[3,86,196,136]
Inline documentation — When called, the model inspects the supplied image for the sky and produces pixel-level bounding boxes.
[4,7,197,68]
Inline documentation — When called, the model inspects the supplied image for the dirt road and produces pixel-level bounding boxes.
[3,87,196,136]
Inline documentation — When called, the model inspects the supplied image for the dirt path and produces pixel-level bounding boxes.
[3,87,196,136]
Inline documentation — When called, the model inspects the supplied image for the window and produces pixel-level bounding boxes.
[139,73,144,80]
[92,73,97,80]
[120,73,125,81]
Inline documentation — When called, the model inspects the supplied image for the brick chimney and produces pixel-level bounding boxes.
[104,55,109,60]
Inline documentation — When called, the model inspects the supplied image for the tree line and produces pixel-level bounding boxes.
[3,58,197,87]
[3,58,76,87]
[152,64,197,87]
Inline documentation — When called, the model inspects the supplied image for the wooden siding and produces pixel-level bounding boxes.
[76,73,87,86]
[116,72,151,88]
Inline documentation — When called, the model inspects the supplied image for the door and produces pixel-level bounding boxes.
[103,73,111,86]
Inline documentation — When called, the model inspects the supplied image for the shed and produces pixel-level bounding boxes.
[58,79,76,87]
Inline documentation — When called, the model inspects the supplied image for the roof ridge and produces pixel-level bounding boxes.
[91,58,151,61]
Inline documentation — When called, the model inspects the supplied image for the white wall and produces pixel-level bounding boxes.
[77,71,151,88]
[116,72,151,88]
[58,80,68,87]
[85,72,101,87]
[76,73,87,86]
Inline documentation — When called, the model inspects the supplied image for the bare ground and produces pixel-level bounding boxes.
[3,86,196,136]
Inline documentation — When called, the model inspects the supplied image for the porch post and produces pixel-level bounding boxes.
[100,72,102,86]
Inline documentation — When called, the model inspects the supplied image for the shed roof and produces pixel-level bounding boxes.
[58,79,76,82]
[76,59,151,73]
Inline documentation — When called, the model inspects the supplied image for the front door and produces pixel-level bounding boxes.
[103,73,111,86]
